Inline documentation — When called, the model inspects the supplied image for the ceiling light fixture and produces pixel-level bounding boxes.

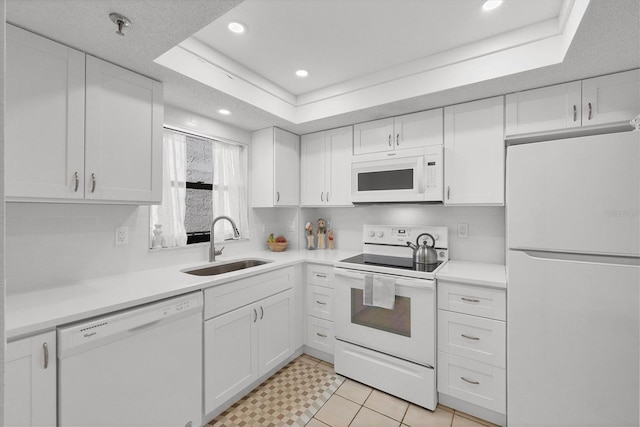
[109,13,131,36]
[228,22,247,34]
[218,109,231,115]
[482,0,503,11]
[295,69,309,78]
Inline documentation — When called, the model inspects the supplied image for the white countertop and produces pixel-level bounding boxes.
[7,251,505,340]
[435,260,507,289]
[6,249,357,340]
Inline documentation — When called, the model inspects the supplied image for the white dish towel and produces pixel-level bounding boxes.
[363,274,396,309]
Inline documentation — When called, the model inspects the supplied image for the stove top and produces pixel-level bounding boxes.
[335,225,449,280]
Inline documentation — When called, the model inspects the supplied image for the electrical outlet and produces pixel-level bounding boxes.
[115,227,129,245]
[457,223,469,239]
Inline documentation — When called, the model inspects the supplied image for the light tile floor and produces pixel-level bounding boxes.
[299,354,499,427]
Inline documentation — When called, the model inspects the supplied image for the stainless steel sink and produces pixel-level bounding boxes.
[182,259,272,276]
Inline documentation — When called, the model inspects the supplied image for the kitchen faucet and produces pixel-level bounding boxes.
[209,215,240,262]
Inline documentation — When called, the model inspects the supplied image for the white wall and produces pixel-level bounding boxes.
[300,205,505,264]
[1,0,6,420]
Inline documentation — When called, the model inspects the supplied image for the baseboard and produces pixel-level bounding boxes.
[438,393,506,427]
[303,345,334,364]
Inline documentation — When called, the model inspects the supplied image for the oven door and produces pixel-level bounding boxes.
[333,268,436,367]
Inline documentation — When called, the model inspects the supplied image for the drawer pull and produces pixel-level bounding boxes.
[461,334,480,341]
[315,273,328,279]
[461,377,480,385]
[316,332,327,338]
[315,300,327,305]
[461,297,480,303]
[43,342,49,369]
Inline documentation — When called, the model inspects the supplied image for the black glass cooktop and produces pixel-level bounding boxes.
[339,254,442,273]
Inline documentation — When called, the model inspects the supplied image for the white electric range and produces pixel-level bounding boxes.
[333,224,448,411]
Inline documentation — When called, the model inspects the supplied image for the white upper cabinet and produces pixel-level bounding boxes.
[6,25,86,200]
[505,82,581,136]
[444,96,505,206]
[506,69,640,138]
[301,126,353,207]
[251,127,300,207]
[6,25,163,204]
[353,109,443,156]
[85,56,163,203]
[581,69,640,126]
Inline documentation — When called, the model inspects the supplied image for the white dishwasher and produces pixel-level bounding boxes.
[57,291,203,427]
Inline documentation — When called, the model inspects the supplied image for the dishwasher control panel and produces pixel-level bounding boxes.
[57,292,203,357]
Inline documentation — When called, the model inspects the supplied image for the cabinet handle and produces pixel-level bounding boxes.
[447,186,450,200]
[316,332,328,338]
[90,173,97,193]
[461,334,480,341]
[326,192,329,202]
[276,191,280,202]
[461,377,480,385]
[253,308,257,323]
[260,306,264,320]
[321,192,324,202]
[43,342,49,369]
[316,300,327,305]
[461,297,480,303]
[388,134,392,147]
[315,273,327,278]
[396,133,400,146]
[573,105,577,122]
[73,172,79,192]
[588,102,592,120]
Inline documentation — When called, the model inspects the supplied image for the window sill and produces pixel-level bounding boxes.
[148,237,250,253]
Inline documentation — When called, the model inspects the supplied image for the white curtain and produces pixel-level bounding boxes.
[212,141,249,242]
[150,131,187,247]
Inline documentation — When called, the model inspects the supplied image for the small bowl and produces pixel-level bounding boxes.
[268,241,288,252]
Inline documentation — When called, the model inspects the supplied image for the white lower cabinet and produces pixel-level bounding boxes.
[203,268,294,416]
[437,281,506,416]
[6,331,57,427]
[305,263,335,358]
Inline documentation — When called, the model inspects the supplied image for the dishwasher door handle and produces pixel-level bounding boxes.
[128,319,163,334]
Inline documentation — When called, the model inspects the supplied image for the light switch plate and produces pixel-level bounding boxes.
[457,223,469,238]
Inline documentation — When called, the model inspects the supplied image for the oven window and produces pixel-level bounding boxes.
[358,169,413,191]
[350,288,411,337]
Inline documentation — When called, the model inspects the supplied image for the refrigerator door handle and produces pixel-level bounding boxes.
[512,249,640,267]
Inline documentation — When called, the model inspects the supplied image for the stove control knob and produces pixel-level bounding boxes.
[368,231,375,237]
[377,231,384,238]
[439,251,445,258]
[432,233,439,240]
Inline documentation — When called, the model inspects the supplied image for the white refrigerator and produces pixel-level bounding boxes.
[507,131,640,427]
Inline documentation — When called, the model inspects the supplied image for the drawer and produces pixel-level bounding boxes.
[438,281,505,320]
[437,351,506,414]
[306,316,334,354]
[307,264,333,288]
[438,310,505,367]
[204,267,293,320]
[307,284,334,320]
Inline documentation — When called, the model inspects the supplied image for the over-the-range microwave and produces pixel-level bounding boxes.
[351,146,443,203]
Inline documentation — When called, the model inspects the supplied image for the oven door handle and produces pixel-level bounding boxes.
[334,268,435,290]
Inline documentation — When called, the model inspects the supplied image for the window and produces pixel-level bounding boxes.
[150,128,248,248]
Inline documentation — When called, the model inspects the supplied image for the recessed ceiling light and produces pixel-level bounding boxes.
[218,109,231,115]
[482,0,503,11]
[295,69,309,78]
[227,22,246,34]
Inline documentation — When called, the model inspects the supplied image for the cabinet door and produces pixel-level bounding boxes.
[258,290,294,376]
[353,118,394,155]
[6,25,85,200]
[444,96,505,205]
[85,56,163,203]
[300,131,327,206]
[505,81,581,136]
[6,331,57,427]
[582,69,640,127]
[273,128,300,206]
[326,126,353,206]
[204,304,259,415]
[394,109,443,150]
